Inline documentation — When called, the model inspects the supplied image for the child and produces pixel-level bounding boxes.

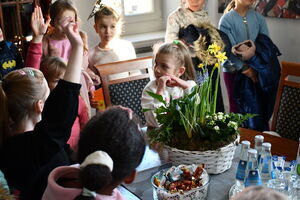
[27,6,89,151]
[42,0,94,114]
[141,41,196,128]
[219,0,279,131]
[165,0,211,43]
[42,107,146,199]
[88,4,137,81]
[0,27,23,80]
[0,16,83,200]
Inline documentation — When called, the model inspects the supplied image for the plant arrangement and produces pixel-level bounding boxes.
[145,42,253,151]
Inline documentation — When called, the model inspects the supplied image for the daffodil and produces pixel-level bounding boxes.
[198,63,205,69]
[214,63,220,69]
[208,43,221,54]
[215,52,228,63]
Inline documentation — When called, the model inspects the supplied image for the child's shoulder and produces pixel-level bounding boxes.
[113,38,133,47]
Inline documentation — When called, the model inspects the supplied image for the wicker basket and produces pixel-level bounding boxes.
[164,137,239,174]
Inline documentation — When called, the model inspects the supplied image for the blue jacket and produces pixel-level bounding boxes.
[234,34,281,131]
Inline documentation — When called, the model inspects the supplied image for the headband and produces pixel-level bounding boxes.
[80,150,114,172]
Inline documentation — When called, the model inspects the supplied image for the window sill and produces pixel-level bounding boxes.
[122,30,165,49]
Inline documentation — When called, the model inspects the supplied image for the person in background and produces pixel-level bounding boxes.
[0,14,83,199]
[0,27,23,80]
[88,3,137,81]
[165,0,211,43]
[141,41,196,128]
[42,107,146,200]
[219,0,280,131]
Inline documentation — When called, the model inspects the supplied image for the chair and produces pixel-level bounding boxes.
[95,56,154,125]
[271,61,300,140]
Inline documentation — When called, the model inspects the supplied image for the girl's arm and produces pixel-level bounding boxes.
[25,6,50,69]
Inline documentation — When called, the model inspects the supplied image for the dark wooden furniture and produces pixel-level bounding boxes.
[239,127,298,161]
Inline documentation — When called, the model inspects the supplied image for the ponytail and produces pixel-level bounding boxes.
[75,164,112,200]
[0,81,9,147]
[224,0,236,14]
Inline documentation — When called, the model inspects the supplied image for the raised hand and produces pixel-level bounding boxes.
[61,20,82,47]
[31,6,51,43]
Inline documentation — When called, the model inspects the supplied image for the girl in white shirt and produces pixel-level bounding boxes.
[141,41,196,128]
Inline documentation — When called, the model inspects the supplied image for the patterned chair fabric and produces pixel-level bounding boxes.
[275,85,300,140]
[109,78,150,125]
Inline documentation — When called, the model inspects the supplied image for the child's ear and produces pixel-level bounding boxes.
[35,100,45,114]
[177,66,186,77]
[93,24,98,33]
[123,170,136,184]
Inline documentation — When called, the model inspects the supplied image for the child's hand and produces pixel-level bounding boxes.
[31,6,51,42]
[89,92,99,109]
[61,20,82,47]
[242,66,258,83]
[166,75,190,89]
[156,75,171,95]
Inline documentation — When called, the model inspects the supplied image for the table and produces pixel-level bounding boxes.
[120,129,299,200]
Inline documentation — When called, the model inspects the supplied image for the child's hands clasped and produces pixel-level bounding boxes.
[156,75,189,95]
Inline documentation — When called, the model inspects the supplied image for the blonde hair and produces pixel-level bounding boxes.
[230,186,288,200]
[0,68,48,145]
[224,0,236,14]
[40,56,67,82]
[154,41,196,81]
[50,0,78,26]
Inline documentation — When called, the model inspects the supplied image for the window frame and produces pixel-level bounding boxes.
[121,0,163,35]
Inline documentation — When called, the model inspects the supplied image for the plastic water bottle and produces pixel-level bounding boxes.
[244,149,262,187]
[259,142,276,185]
[254,135,264,164]
[235,141,250,191]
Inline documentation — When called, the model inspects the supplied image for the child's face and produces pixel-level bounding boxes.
[186,0,205,12]
[54,9,76,35]
[154,53,182,79]
[94,16,117,44]
[0,28,3,41]
[47,73,64,91]
[236,0,256,7]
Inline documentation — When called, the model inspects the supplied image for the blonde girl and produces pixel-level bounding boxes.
[141,41,196,128]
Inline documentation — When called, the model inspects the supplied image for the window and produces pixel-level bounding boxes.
[122,0,163,35]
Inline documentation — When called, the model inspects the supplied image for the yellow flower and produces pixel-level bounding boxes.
[215,52,228,63]
[214,63,220,68]
[208,43,221,54]
[198,63,205,69]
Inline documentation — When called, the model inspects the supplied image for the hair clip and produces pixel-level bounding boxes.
[173,40,180,45]
[27,69,35,77]
[87,0,104,20]
[17,70,26,75]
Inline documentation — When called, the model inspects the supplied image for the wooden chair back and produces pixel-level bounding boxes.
[271,61,300,140]
[95,56,154,124]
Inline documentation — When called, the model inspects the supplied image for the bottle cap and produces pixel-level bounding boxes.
[255,135,264,141]
[241,140,250,147]
[248,148,257,155]
[262,142,271,148]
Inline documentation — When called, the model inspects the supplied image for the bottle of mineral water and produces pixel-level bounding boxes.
[235,141,250,191]
[244,149,262,187]
[254,135,264,164]
[259,142,276,185]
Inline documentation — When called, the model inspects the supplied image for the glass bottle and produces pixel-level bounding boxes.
[254,135,264,164]
[235,141,251,191]
[244,149,262,187]
[259,142,276,185]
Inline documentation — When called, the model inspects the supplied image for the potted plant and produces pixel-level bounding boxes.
[145,41,253,174]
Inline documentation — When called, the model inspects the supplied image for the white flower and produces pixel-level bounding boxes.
[228,121,238,130]
[195,95,201,105]
[213,126,220,131]
[217,112,224,116]
[217,114,223,120]
[213,115,218,121]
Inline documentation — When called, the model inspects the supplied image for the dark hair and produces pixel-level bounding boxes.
[50,0,78,26]
[224,0,235,14]
[75,107,146,199]
[154,42,196,81]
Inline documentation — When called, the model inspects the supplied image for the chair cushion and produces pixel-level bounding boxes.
[109,78,150,125]
[275,85,300,140]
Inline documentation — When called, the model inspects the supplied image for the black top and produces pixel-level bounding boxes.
[0,80,81,200]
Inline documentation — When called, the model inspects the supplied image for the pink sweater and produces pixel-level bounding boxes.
[42,166,126,200]
[25,41,89,151]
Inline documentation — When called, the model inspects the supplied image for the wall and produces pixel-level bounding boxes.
[164,0,300,63]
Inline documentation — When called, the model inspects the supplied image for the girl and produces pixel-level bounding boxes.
[165,0,211,43]
[27,6,89,151]
[88,4,137,81]
[219,0,279,131]
[0,17,83,200]
[141,41,196,128]
[42,0,94,114]
[42,107,146,200]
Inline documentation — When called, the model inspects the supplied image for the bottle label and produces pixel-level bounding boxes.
[244,170,262,187]
[261,156,271,173]
[261,156,276,179]
[236,160,247,180]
